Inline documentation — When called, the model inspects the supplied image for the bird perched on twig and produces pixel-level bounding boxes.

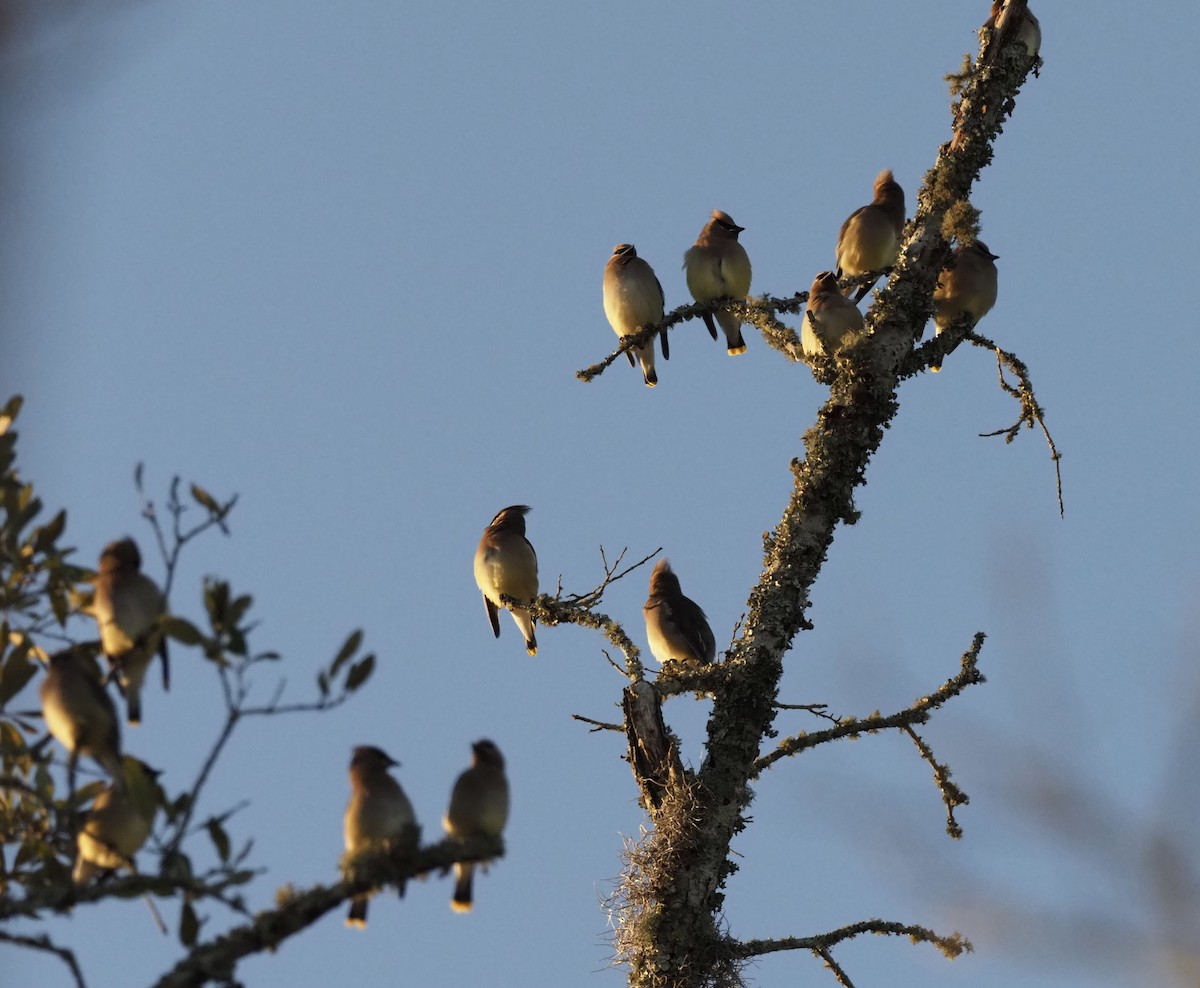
[443,739,509,913]
[643,559,716,670]
[343,745,419,929]
[802,272,866,358]
[92,537,169,725]
[931,241,999,372]
[39,646,125,790]
[73,756,160,885]
[603,244,667,387]
[834,170,906,302]
[474,505,539,656]
[684,210,753,355]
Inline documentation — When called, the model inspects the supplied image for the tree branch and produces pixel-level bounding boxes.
[0,929,87,988]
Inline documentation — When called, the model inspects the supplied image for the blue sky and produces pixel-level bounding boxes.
[3,3,1198,987]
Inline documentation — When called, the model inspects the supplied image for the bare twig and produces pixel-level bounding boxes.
[0,930,86,988]
[730,918,972,962]
[572,713,624,733]
[750,633,986,779]
[973,333,1065,515]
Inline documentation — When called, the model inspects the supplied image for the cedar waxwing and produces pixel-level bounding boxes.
[835,170,906,302]
[683,210,753,355]
[474,505,538,656]
[93,537,168,725]
[443,739,509,913]
[73,756,159,885]
[39,647,124,788]
[343,745,419,929]
[986,0,1041,58]
[603,244,667,387]
[643,559,716,669]
[931,241,999,372]
[802,272,866,357]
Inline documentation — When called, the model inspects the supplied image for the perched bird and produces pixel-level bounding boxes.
[474,506,538,656]
[683,210,753,355]
[986,0,1041,58]
[343,745,419,929]
[931,241,999,372]
[603,244,667,387]
[443,739,509,913]
[835,170,906,301]
[802,272,866,357]
[92,537,168,725]
[643,559,716,669]
[73,757,160,885]
[39,647,124,788]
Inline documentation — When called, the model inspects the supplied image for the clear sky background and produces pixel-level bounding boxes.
[3,3,1198,987]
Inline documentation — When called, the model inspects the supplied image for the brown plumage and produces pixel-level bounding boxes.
[443,739,509,913]
[931,241,999,372]
[802,272,866,357]
[473,506,538,656]
[683,210,753,354]
[344,745,418,928]
[603,244,667,387]
[835,170,906,302]
[39,647,124,788]
[643,559,716,669]
[93,537,168,725]
[73,757,159,884]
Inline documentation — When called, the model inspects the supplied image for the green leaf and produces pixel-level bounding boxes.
[206,819,231,863]
[31,509,66,554]
[0,395,22,434]
[190,483,221,516]
[162,616,206,646]
[0,648,36,708]
[329,629,363,677]
[179,900,199,947]
[343,654,375,693]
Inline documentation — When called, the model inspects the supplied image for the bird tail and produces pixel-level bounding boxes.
[451,862,474,912]
[346,895,369,928]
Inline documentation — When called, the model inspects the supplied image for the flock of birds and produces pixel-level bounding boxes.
[35,538,508,921]
[599,2,1043,386]
[604,167,1001,387]
[31,0,1041,934]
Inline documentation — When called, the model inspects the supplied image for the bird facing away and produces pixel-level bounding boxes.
[802,272,866,357]
[986,0,1041,58]
[93,537,169,725]
[643,559,716,670]
[443,739,509,913]
[343,745,419,929]
[683,210,753,355]
[835,170,906,301]
[931,241,999,372]
[603,244,667,387]
[474,505,538,656]
[73,757,159,885]
[39,647,124,789]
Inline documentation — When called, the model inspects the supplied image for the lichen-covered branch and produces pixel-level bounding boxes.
[614,7,1041,983]
[750,633,986,780]
[729,918,972,962]
[151,835,501,988]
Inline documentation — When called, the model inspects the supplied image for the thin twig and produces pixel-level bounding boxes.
[572,713,624,733]
[0,930,87,988]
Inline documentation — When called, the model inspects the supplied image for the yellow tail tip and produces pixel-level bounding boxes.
[727,346,747,356]
[526,645,538,656]
[451,900,473,914]
[931,365,942,373]
[345,918,367,930]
